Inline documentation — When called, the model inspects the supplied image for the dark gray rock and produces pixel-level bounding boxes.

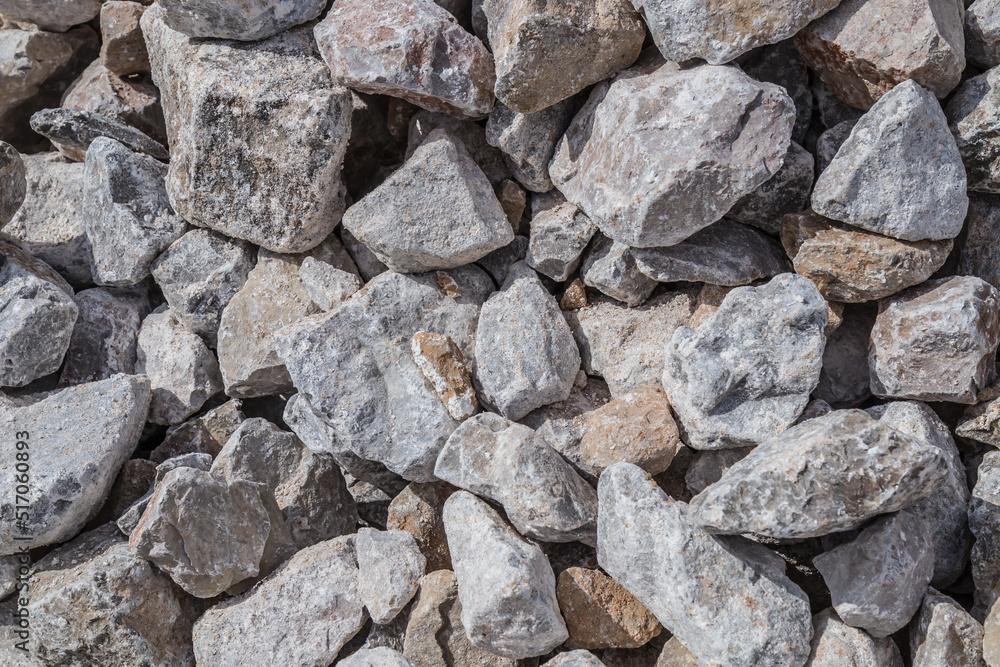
[485,99,574,193]
[30,107,167,162]
[580,235,657,307]
[727,142,815,235]
[158,0,327,41]
[959,194,1000,291]
[0,142,25,227]
[969,450,1000,619]
[58,286,148,387]
[815,304,875,408]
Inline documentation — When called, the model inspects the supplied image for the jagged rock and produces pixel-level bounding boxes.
[0,239,72,295]
[442,491,568,658]
[959,389,1000,448]
[812,80,968,242]
[689,409,950,539]
[341,227,388,282]
[968,0,1000,69]
[58,286,148,387]
[597,463,813,667]
[525,193,596,282]
[151,399,245,463]
[342,648,416,667]
[61,60,166,144]
[100,1,149,76]
[83,136,185,286]
[910,589,986,667]
[970,451,1000,619]
[411,331,478,422]
[985,599,1000,665]
[807,608,902,666]
[795,0,965,109]
[0,375,149,555]
[142,6,352,252]
[561,279,587,310]
[662,273,827,450]
[299,257,361,311]
[485,99,574,192]
[655,638,701,667]
[356,528,426,624]
[477,235,529,286]
[0,143,24,227]
[315,0,495,120]
[387,482,453,573]
[484,0,645,113]
[405,110,512,189]
[0,0,102,32]
[959,195,1000,291]
[727,141,815,235]
[550,61,795,248]
[740,40,814,145]
[116,452,214,536]
[814,304,875,408]
[869,276,1000,403]
[948,67,1000,195]
[158,0,325,41]
[556,567,661,650]
[816,120,857,173]
[580,235,657,307]
[30,107,168,162]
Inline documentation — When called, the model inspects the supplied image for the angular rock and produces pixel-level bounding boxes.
[970,451,1000,619]
[985,599,1000,665]
[806,608,902,666]
[30,107,168,162]
[477,235,529,286]
[498,179,526,231]
[550,61,795,248]
[816,120,857,174]
[357,528,426,624]
[948,67,1000,195]
[299,256,361,311]
[580,235,657,307]
[314,0,496,120]
[869,276,1000,403]
[812,80,968,242]
[685,447,752,497]
[727,141,815,235]
[405,110,513,189]
[0,375,149,555]
[116,452,215,537]
[342,648,416,667]
[159,0,325,41]
[411,331,478,422]
[959,194,1000,291]
[689,409,950,539]
[910,589,986,667]
[662,273,827,450]
[740,40,814,145]
[557,567,661,650]
[0,0,102,32]
[561,279,587,310]
[151,399,245,462]
[967,0,1000,69]
[387,482,453,573]
[525,193,597,282]
[485,99,574,192]
[815,304,875,408]
[58,286,148,387]
[0,142,24,227]
[341,226,388,282]
[655,638,702,667]
[100,1,149,76]
[61,60,166,144]
[443,491,568,658]
[484,0,645,113]
[598,463,813,667]
[143,7,352,253]
[83,136,185,286]
[0,239,72,295]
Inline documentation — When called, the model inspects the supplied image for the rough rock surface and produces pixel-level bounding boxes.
[948,67,1000,195]
[814,304,874,408]
[959,195,1000,291]
[356,528,426,624]
[0,143,25,227]
[411,331,478,422]
[100,1,150,76]
[727,140,814,235]
[910,589,986,667]
[525,193,597,282]
[30,107,168,162]
[806,608,902,666]
[61,60,166,144]
[485,99,574,192]
[580,235,657,307]
[58,286,147,387]
[556,567,661,650]
[341,648,416,667]
[299,257,361,311]
[967,0,1000,69]
[970,451,1000,619]
[387,483,453,573]
[158,0,326,41]
[151,399,245,462]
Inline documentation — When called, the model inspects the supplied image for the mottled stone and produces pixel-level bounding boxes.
[970,451,1000,619]
[341,226,388,282]
[740,39,814,145]
[100,1,149,76]
[684,448,751,497]
[58,286,147,387]
[159,0,325,41]
[557,567,660,650]
[525,193,597,282]
[387,482,453,573]
[357,528,426,624]
[150,399,245,463]
[342,648,416,667]
[561,279,587,310]
[405,110,513,189]
[299,256,361,311]
[815,304,875,408]
[412,331,478,421]
[486,99,574,192]
[116,452,215,537]
[967,0,1000,69]
[0,0,102,32]
[910,589,986,667]
[948,67,1000,195]
[580,235,657,307]
[61,60,166,144]
[959,195,1000,291]
[30,107,168,162]
[0,143,24,227]
[727,141,815,235]
[807,608,902,666]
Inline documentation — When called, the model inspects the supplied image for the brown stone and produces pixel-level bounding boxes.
[411,332,478,421]
[100,1,150,76]
[62,59,166,144]
[556,567,661,650]
[561,279,588,310]
[655,637,701,666]
[387,482,455,573]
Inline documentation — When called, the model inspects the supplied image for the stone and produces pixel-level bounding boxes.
[387,482,453,573]
[61,60,166,144]
[342,648,416,667]
[83,136,185,286]
[405,110,513,189]
[655,638,701,667]
[475,263,581,420]
[561,280,587,310]
[299,256,361,311]
[28,525,196,667]
[485,99,574,192]
[781,210,952,302]
[314,0,495,120]
[477,235,529,286]
[150,399,245,462]
[98,457,158,524]
[32,106,167,164]
[136,306,222,425]
[545,651,605,666]
[968,0,1000,69]
[806,608,902,666]
[970,451,1000,619]
[632,219,790,286]
[910,589,986,667]
[662,273,827,450]
[116,452,215,537]
[0,375,150,555]
[142,7,352,253]
[498,179,526,231]
[58,286,148,387]
[727,141,815,235]
[341,226,388,282]
[150,228,256,347]
[688,409,950,539]
[812,80,968,242]
[597,463,813,667]
[684,448,752,496]
[0,239,72,295]
[159,0,325,41]
[814,80,866,128]
[443,491,568,658]
[816,120,857,173]
[100,1,149,76]
[740,40,814,145]
[948,67,1000,194]
[411,331,478,422]
[0,0,102,32]
[986,599,1000,665]
[0,142,24,227]
[484,0,645,113]
[342,129,512,273]
[557,567,661,650]
[795,0,965,109]
[960,195,1000,291]
[275,267,494,482]
[192,536,366,666]
[580,235,657,307]
[550,61,795,248]
[357,528,426,624]
[869,276,1000,403]
[814,304,875,408]
[211,418,358,549]
[525,193,597,282]
[435,412,599,544]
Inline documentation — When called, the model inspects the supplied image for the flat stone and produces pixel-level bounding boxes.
[662,273,827,450]
[299,256,361,311]
[357,528,426,624]
[315,0,495,120]
[727,141,814,235]
[58,286,148,387]
[150,399,245,462]
[83,136,185,286]
[948,67,1000,195]
[812,80,968,242]
[869,276,1000,404]
[342,648,416,667]
[781,210,952,302]
[484,0,645,113]
[443,491,568,658]
[806,608,902,666]
[550,61,795,248]
[142,7,352,253]
[485,99,574,192]
[99,1,149,76]
[597,463,813,667]
[159,0,325,41]
[557,567,661,650]
[411,331,478,421]
[30,107,167,162]
[580,235,657,307]
[0,0,102,32]
[688,409,950,539]
[970,451,1000,619]
[0,375,149,555]
[910,588,986,667]
[0,142,24,227]
[525,193,597,282]
[387,482,453,573]
[61,60,166,144]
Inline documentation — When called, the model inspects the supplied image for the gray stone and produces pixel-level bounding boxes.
[485,99,574,193]
[545,651,604,666]
[597,463,813,667]
[435,413,599,544]
[814,80,865,129]
[948,67,1000,194]
[61,59,166,145]
[356,528,426,625]
[662,273,827,450]
[968,0,1000,69]
[58,286,148,387]
[0,554,18,600]
[116,451,214,536]
[0,0,102,32]
[387,482,453,573]
[970,451,1000,619]
[83,136,185,286]
[142,6,352,253]
[910,589,986,667]
[740,39,814,145]
[100,1,150,76]
[150,399,245,462]
[727,141,815,235]
[525,193,597,282]
[688,409,950,539]
[815,304,875,409]
[0,374,149,555]
[869,276,1000,404]
[816,120,857,174]
[150,228,256,347]
[299,256,361,311]
[340,226,388,282]
[405,110,513,189]
[159,0,326,41]
[812,80,968,242]
[477,235,529,286]
[443,491,568,658]
[0,142,24,227]
[342,648,416,667]
[475,262,581,420]
[959,194,1000,292]
[684,448,751,497]
[30,107,168,162]
[807,608,902,667]
[342,129,512,274]
[580,235,657,307]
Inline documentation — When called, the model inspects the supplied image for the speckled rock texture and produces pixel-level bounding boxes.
[806,608,903,666]
[0,142,25,227]
[948,66,1000,194]
[58,286,147,387]
[556,567,661,650]
[485,99,574,192]
[356,528,426,624]
[158,0,327,41]
[910,589,986,667]
[30,107,168,162]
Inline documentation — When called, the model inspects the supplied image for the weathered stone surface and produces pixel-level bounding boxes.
[0,143,24,227]
[484,0,644,113]
[633,219,790,286]
[967,0,1000,69]
[781,210,952,302]
[970,451,1000,619]
[806,608,902,666]
[546,651,604,666]
[795,0,965,109]
[727,141,814,235]
[662,273,826,450]
[443,491,568,658]
[343,130,512,273]
[387,482,453,573]
[910,589,986,667]
[436,413,598,544]
[580,235,657,307]
[684,448,751,497]
[143,7,352,253]
[150,228,256,347]
[869,276,1000,403]
[83,136,185,286]
[315,0,495,120]
[405,110,513,189]
[598,463,813,667]
[0,0,103,32]
[985,599,1000,665]
[741,39,814,144]
[192,535,366,666]
[561,279,587,310]
[0,239,73,296]
[655,638,702,667]
[159,0,325,41]
[151,399,245,463]
[812,80,968,242]
[524,193,596,282]
[341,226,388,282]
[342,648,416,667]
[116,452,215,537]
[299,256,361,311]
[816,120,856,174]
[28,525,195,667]
[412,331,478,422]
[0,375,149,555]
[486,99,574,192]
[948,67,1000,195]
[357,528,426,624]
[959,195,1000,291]
[58,286,147,387]
[815,304,875,408]
[689,409,950,539]
[557,567,660,650]
[477,235,529,286]
[61,60,166,144]
[100,1,149,76]
[276,267,493,482]
[30,107,168,162]
[550,61,795,248]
